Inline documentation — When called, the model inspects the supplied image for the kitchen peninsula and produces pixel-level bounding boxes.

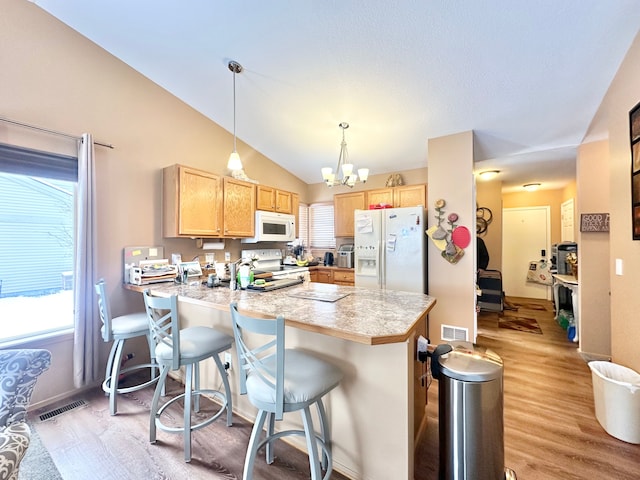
[125,280,436,480]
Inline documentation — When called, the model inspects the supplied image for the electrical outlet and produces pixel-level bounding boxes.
[225,252,231,262]
[224,352,232,370]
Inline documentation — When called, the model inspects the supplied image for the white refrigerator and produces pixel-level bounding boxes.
[354,206,427,293]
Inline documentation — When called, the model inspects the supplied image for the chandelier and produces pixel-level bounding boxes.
[321,122,369,187]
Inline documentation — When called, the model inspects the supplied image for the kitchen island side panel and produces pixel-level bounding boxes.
[177,301,416,480]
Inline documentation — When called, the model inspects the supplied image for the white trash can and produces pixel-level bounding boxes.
[589,361,640,444]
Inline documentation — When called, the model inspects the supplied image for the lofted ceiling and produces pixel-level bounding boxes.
[30,1,640,192]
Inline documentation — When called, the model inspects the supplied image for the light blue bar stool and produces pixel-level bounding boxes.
[230,301,343,480]
[143,290,233,462]
[95,279,160,416]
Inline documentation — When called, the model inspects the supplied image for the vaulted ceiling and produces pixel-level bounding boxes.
[31,1,640,192]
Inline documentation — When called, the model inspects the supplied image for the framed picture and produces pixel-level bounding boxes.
[630,101,640,239]
[631,101,640,143]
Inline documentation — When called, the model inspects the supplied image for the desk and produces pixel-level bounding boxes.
[552,274,579,343]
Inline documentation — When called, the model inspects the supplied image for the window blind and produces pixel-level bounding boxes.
[0,143,77,181]
[309,203,336,249]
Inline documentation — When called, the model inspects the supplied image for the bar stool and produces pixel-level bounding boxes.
[94,279,160,416]
[143,290,233,462]
[230,302,343,480]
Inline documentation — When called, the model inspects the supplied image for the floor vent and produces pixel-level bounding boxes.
[38,399,87,422]
[441,324,468,342]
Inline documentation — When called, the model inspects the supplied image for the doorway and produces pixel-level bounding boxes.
[502,206,551,299]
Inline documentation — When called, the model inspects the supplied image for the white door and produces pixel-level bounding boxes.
[561,198,575,242]
[502,206,551,299]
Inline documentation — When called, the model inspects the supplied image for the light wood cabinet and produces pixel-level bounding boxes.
[366,188,394,207]
[366,184,427,208]
[395,184,427,208]
[313,267,334,284]
[310,267,354,286]
[163,164,222,237]
[222,177,256,237]
[334,191,366,237]
[256,185,292,214]
[333,269,355,286]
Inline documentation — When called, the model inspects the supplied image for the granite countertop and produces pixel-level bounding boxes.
[125,281,436,345]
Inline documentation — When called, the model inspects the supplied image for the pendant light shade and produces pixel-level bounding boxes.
[227,60,243,172]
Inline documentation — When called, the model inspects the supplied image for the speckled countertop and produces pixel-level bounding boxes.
[125,281,436,345]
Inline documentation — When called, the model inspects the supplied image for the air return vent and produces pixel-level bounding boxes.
[38,399,87,422]
[441,325,468,342]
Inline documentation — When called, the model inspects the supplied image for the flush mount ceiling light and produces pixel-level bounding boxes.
[523,183,541,192]
[227,60,244,173]
[478,170,500,180]
[321,122,369,188]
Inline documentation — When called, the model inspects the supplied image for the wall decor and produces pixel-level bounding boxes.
[580,213,610,232]
[426,198,466,264]
[630,101,640,239]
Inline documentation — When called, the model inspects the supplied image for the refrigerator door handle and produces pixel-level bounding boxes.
[377,241,383,288]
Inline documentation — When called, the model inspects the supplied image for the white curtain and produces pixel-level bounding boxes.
[73,133,100,388]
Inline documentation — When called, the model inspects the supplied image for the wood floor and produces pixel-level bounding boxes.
[32,297,640,479]
[416,297,640,480]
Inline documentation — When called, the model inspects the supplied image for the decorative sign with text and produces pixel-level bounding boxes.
[580,213,610,232]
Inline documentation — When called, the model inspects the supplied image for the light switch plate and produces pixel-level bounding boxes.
[225,252,231,262]
[616,258,623,276]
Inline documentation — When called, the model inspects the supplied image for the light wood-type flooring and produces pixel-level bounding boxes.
[32,297,640,479]
[416,297,640,479]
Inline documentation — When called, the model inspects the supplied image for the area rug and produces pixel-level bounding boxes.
[507,300,547,311]
[19,422,62,480]
[498,315,543,334]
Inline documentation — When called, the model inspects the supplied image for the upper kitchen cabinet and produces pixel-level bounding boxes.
[222,177,256,237]
[163,164,222,238]
[334,191,366,237]
[366,184,427,208]
[256,185,292,213]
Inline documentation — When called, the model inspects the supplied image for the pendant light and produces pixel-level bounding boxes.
[321,122,369,187]
[227,60,243,172]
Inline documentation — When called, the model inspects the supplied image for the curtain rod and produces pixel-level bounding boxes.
[0,116,114,149]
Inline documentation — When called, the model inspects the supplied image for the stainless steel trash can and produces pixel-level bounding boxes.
[437,344,514,480]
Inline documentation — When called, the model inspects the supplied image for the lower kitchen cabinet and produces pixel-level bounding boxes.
[333,269,355,286]
[310,267,354,286]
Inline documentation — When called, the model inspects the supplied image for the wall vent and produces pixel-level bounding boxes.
[441,325,468,342]
[38,399,87,422]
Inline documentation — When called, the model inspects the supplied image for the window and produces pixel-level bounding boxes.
[309,203,336,249]
[297,202,310,248]
[0,143,77,342]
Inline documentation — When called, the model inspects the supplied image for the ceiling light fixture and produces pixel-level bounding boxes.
[478,170,500,180]
[227,60,244,174]
[321,122,369,188]
[523,183,541,192]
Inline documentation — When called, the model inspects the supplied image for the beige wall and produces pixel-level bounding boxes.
[576,140,611,358]
[585,28,640,370]
[427,131,476,343]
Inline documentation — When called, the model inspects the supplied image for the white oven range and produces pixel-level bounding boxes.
[241,248,310,281]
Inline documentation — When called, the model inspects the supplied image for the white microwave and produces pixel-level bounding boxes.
[241,210,296,243]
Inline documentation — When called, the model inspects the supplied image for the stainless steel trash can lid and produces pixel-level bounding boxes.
[438,344,503,382]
